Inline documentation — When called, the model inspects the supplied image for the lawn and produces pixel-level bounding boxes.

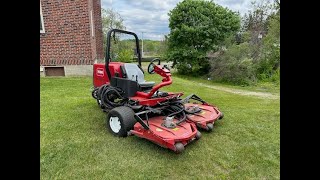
[40,74,280,179]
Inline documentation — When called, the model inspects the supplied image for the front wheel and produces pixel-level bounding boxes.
[106,106,136,137]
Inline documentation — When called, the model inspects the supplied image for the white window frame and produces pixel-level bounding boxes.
[40,2,45,33]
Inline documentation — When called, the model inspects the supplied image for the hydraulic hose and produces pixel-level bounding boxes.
[101,86,126,108]
[166,102,187,125]
[92,84,128,109]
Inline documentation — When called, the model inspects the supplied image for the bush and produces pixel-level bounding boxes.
[175,57,211,76]
[256,30,280,81]
[208,8,280,85]
[271,68,280,84]
[209,42,257,85]
[117,49,133,63]
[176,62,193,75]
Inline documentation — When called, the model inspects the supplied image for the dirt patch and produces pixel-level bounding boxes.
[197,82,279,99]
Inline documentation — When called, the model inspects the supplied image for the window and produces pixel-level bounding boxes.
[40,2,45,33]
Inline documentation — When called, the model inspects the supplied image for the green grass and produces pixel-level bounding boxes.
[172,73,280,95]
[140,62,279,94]
[40,75,280,179]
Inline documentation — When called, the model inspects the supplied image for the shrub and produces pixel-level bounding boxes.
[117,49,133,63]
[209,42,257,85]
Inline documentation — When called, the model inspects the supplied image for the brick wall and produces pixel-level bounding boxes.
[40,0,103,66]
[93,0,104,60]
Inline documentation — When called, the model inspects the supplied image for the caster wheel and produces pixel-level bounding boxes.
[206,123,214,132]
[195,131,202,140]
[219,112,224,120]
[174,143,185,154]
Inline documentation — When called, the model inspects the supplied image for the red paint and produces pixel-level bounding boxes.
[131,116,198,151]
[134,65,173,98]
[93,61,223,151]
[184,103,222,129]
[93,62,124,87]
[130,92,183,106]
[93,62,178,106]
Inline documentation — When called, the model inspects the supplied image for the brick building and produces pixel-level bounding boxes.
[40,0,104,76]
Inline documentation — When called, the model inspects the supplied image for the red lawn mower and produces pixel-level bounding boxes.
[92,29,224,153]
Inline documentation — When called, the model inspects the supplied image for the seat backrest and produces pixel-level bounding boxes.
[123,63,145,83]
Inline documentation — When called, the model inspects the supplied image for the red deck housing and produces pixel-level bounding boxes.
[184,103,222,129]
[131,116,198,151]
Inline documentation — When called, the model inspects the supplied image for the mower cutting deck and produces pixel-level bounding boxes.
[91,29,223,153]
[181,94,224,131]
[132,112,200,153]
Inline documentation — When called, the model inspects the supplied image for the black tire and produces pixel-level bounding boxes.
[106,106,136,137]
[206,123,214,132]
[219,112,224,120]
[174,142,185,154]
[195,131,202,140]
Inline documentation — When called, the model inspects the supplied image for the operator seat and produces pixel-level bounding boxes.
[123,63,155,88]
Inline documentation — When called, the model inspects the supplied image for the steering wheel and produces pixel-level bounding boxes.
[147,58,161,74]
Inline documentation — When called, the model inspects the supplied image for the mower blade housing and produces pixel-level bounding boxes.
[130,116,198,152]
[184,103,222,130]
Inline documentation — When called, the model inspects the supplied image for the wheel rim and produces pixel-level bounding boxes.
[109,116,121,133]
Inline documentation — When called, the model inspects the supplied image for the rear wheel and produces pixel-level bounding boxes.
[106,106,136,137]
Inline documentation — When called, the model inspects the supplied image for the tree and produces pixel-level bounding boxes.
[256,1,280,80]
[208,0,280,85]
[166,0,240,75]
[101,8,126,57]
[239,0,277,62]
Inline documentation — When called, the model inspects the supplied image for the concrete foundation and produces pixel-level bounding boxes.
[40,65,93,77]
[64,65,93,76]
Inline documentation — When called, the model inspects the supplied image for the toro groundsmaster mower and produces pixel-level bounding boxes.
[91,29,224,153]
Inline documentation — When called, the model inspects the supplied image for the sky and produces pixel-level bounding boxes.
[101,0,253,40]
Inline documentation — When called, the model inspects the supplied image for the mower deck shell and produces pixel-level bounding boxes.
[184,103,222,129]
[131,116,198,151]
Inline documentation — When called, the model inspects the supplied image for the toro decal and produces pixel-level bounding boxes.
[96,68,104,77]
